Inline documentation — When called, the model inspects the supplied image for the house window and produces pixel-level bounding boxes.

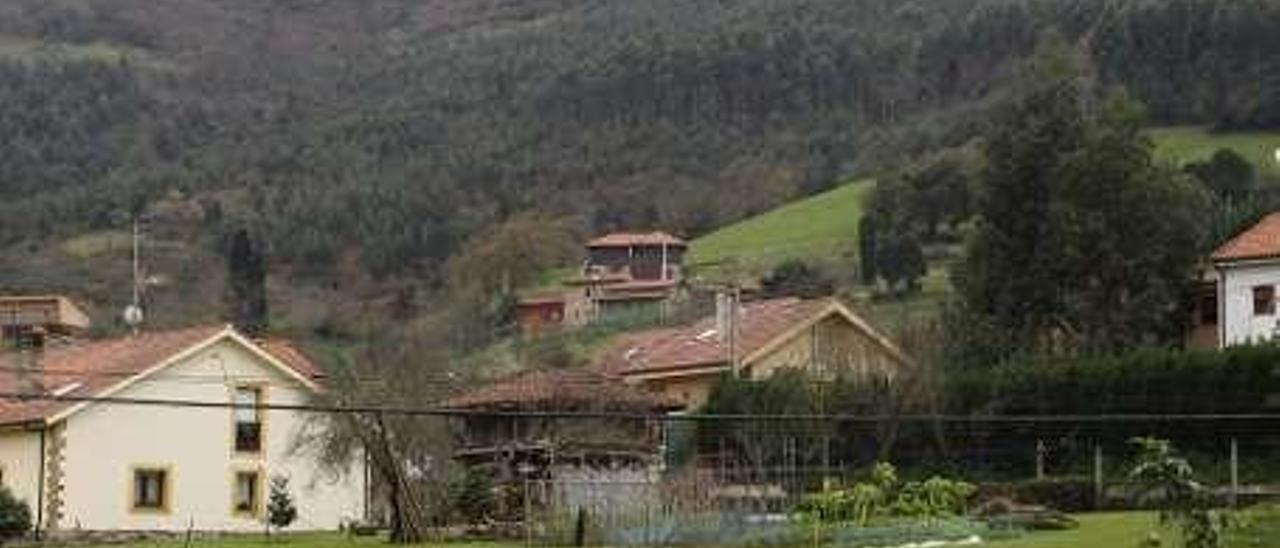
[1254,285,1275,316]
[132,468,169,511]
[234,386,264,453]
[233,471,261,516]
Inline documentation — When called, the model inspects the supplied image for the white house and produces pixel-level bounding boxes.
[1204,212,1280,347]
[0,325,365,532]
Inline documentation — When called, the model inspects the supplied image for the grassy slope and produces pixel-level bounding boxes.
[688,179,873,278]
[1150,126,1280,175]
[687,127,1280,284]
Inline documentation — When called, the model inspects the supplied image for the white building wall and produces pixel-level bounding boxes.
[0,430,43,517]
[57,339,364,531]
[1219,262,1280,346]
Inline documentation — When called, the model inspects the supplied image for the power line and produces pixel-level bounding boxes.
[1,390,1280,424]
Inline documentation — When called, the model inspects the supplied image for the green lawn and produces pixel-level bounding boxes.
[1149,125,1280,175]
[84,510,1280,548]
[688,179,873,278]
[98,533,504,548]
[987,512,1156,547]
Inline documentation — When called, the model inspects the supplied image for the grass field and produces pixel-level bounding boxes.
[1149,125,1280,175]
[988,512,1156,547]
[91,513,1161,548]
[0,33,171,69]
[77,509,1280,548]
[688,179,873,278]
[101,534,503,548]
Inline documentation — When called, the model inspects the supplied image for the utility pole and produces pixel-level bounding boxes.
[123,216,146,335]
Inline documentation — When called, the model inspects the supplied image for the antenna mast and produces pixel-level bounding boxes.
[123,216,145,335]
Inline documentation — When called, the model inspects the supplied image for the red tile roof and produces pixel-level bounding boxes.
[440,368,683,412]
[0,326,323,426]
[1212,212,1280,262]
[596,297,908,377]
[259,338,327,380]
[586,231,687,248]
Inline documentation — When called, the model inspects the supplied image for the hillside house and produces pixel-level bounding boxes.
[596,297,911,409]
[516,231,688,333]
[0,296,90,349]
[0,325,365,532]
[1193,213,1280,347]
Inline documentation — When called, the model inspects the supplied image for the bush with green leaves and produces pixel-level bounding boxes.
[793,462,975,526]
[1129,438,1228,548]
[449,468,496,524]
[0,487,30,543]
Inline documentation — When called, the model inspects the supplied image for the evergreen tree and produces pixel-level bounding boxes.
[1183,148,1255,200]
[955,36,1208,360]
[266,476,298,533]
[0,487,30,543]
[876,228,926,294]
[858,215,879,285]
[760,259,835,299]
[225,228,269,337]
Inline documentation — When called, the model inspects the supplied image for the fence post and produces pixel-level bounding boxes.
[1092,444,1103,510]
[1035,440,1045,480]
[1230,438,1239,509]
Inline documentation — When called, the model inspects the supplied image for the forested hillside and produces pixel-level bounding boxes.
[1,0,1278,328]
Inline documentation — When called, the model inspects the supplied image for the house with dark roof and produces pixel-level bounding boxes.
[0,325,364,533]
[1200,212,1280,347]
[515,231,688,334]
[440,368,682,517]
[595,297,911,409]
[441,368,681,479]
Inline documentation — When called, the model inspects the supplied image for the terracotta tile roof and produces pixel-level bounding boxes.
[439,368,683,412]
[0,326,322,426]
[586,231,687,248]
[596,297,907,377]
[1212,212,1280,262]
[259,338,327,380]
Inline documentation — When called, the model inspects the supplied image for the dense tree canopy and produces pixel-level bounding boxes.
[953,37,1210,364]
[0,0,1275,296]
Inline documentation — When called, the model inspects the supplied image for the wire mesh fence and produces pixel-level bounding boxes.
[432,413,1280,546]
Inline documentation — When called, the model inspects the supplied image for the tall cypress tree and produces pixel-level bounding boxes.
[226,228,268,336]
[858,215,879,285]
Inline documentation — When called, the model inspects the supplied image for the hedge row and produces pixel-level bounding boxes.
[947,344,1280,415]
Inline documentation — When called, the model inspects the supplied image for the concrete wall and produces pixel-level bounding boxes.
[55,339,364,531]
[1219,262,1280,346]
[0,429,43,517]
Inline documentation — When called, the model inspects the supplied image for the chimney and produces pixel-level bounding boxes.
[715,292,729,340]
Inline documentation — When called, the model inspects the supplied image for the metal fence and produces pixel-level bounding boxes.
[446,414,1280,546]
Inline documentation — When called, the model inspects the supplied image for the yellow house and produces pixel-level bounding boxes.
[596,297,911,409]
[0,325,365,532]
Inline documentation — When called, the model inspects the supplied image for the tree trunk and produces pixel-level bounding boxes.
[363,413,429,544]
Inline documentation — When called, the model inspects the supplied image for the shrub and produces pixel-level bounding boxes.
[793,463,975,525]
[0,487,30,543]
[1010,477,1094,513]
[449,468,495,524]
[266,475,298,533]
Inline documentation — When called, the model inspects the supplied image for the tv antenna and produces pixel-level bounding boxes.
[122,216,145,335]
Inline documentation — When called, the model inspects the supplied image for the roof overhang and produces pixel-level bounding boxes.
[44,327,321,426]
